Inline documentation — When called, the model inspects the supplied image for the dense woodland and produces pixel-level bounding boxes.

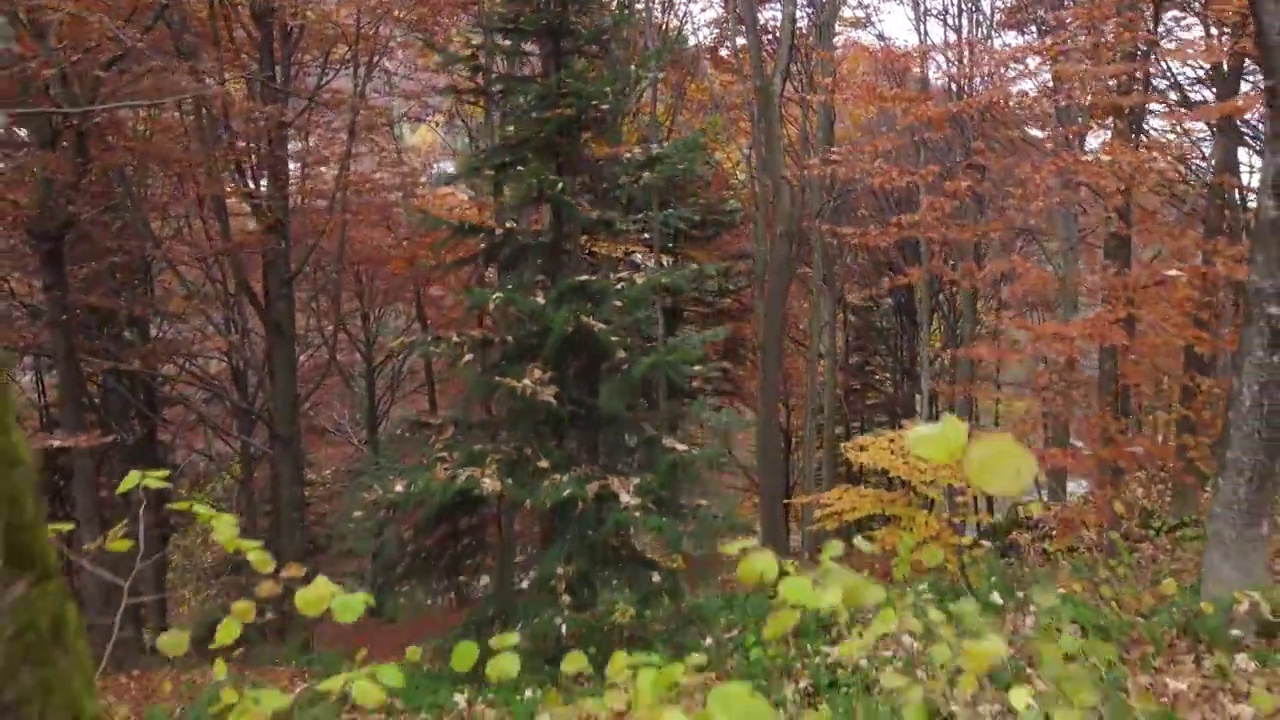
[0,0,1278,717]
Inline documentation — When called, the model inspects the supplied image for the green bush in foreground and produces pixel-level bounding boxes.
[81,414,1280,717]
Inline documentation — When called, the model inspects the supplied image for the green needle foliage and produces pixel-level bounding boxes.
[393,0,742,624]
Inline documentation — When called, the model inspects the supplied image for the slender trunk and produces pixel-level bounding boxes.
[251,1,308,563]
[29,217,110,654]
[412,285,440,415]
[1043,16,1084,502]
[1097,0,1146,522]
[741,0,799,553]
[1174,50,1245,519]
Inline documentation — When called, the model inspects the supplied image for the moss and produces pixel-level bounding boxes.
[0,354,100,718]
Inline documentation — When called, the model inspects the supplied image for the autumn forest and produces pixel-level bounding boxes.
[1,0,1278,717]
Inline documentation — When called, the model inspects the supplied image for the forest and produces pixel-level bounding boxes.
[0,0,1277,717]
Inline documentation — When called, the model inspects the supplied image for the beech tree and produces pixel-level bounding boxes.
[1200,0,1280,599]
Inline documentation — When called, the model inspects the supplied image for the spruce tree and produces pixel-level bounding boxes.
[402,0,741,625]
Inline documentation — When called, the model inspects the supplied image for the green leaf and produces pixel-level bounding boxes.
[560,649,592,677]
[115,470,143,495]
[761,608,802,641]
[777,575,818,608]
[246,688,293,714]
[293,575,340,618]
[139,469,173,489]
[484,650,521,683]
[878,668,910,690]
[606,650,631,684]
[372,663,405,689]
[867,607,899,638]
[349,678,387,709]
[906,413,969,465]
[103,538,135,553]
[958,634,1009,676]
[918,543,946,569]
[1008,684,1036,712]
[315,672,351,694]
[962,432,1038,498]
[330,591,375,625]
[246,549,277,575]
[819,538,845,560]
[404,645,423,663]
[718,536,760,556]
[449,640,480,673]
[843,573,887,610]
[736,548,780,590]
[1250,686,1277,715]
[229,599,257,623]
[46,521,76,535]
[155,628,191,658]
[705,681,776,720]
[209,616,243,650]
[488,630,520,650]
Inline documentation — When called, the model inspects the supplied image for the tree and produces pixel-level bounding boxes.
[0,354,98,719]
[1199,0,1280,600]
[382,0,741,622]
[740,0,799,554]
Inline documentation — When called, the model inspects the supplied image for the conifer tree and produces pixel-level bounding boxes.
[410,0,740,621]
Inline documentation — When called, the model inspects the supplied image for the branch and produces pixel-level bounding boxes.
[2,92,208,116]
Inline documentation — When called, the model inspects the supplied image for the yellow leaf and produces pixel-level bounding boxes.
[104,538,135,553]
[962,432,1039,498]
[404,645,423,663]
[294,575,340,618]
[905,413,969,465]
[958,634,1009,676]
[1158,578,1178,597]
[229,599,257,623]
[209,616,243,649]
[736,548,780,589]
[349,678,387,709]
[1008,684,1036,711]
[254,579,283,599]
[155,628,191,658]
[280,562,308,579]
[246,549,277,574]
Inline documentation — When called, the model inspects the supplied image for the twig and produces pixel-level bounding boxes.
[95,499,148,679]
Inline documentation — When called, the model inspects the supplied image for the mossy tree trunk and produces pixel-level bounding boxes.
[0,355,100,718]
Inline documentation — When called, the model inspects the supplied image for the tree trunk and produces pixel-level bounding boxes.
[741,0,799,554]
[1174,48,1245,520]
[251,1,308,564]
[1200,0,1280,600]
[1097,0,1144,520]
[0,354,100,719]
[1042,0,1085,503]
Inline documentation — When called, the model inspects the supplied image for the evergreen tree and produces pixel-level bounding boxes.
[378,0,741,625]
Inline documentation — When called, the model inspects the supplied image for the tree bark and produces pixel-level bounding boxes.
[1174,43,1245,519]
[1200,0,1280,600]
[0,354,100,719]
[741,0,799,554]
[250,0,308,564]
